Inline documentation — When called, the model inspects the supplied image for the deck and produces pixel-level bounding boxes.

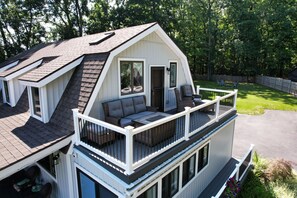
[73,88,238,175]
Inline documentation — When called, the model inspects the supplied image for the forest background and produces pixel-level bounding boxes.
[0,0,296,79]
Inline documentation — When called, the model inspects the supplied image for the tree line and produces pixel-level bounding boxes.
[0,0,296,78]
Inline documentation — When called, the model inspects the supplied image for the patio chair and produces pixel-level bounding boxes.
[24,183,52,198]
[174,88,194,112]
[13,166,40,192]
[181,85,202,103]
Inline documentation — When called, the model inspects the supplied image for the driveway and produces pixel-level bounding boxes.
[232,110,297,170]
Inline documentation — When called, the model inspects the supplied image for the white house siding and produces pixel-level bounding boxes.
[90,32,189,119]
[46,69,74,119]
[176,120,235,198]
[12,78,26,105]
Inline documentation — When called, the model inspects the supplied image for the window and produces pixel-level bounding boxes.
[138,184,157,198]
[77,169,117,198]
[3,81,10,103]
[169,62,177,88]
[120,61,144,95]
[198,143,209,172]
[31,87,41,117]
[38,154,56,177]
[162,167,179,198]
[182,154,196,186]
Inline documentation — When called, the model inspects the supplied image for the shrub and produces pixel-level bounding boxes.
[264,159,293,182]
[225,177,240,198]
[253,151,268,178]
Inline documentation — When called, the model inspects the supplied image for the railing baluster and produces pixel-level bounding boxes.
[72,109,80,145]
[184,107,191,141]
[215,96,220,122]
[125,126,134,175]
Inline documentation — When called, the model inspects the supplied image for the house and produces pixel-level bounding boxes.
[0,23,253,198]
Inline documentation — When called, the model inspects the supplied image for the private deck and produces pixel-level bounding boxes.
[73,88,238,175]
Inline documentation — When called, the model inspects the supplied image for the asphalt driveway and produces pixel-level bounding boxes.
[232,110,297,170]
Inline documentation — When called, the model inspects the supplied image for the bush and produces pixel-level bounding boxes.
[253,151,268,178]
[264,159,293,182]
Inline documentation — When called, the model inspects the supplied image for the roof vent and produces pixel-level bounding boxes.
[89,32,115,45]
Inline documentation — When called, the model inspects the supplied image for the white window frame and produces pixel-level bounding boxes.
[36,153,58,182]
[28,86,49,122]
[118,58,146,99]
[168,60,178,89]
[197,141,211,176]
[2,80,14,106]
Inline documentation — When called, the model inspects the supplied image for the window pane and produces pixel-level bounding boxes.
[120,61,144,95]
[183,154,196,186]
[3,81,10,103]
[120,62,132,95]
[138,184,157,198]
[99,185,118,198]
[169,63,177,88]
[133,62,143,93]
[162,167,179,198]
[79,172,96,198]
[32,87,41,117]
[198,144,209,172]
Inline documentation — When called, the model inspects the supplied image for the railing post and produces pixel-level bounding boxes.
[196,85,200,95]
[184,107,191,140]
[235,163,240,181]
[125,126,134,175]
[233,89,238,110]
[215,96,220,121]
[72,108,80,146]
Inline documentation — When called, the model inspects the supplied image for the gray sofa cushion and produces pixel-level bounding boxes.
[108,100,123,118]
[133,96,146,113]
[126,111,155,121]
[120,118,134,127]
[121,98,135,116]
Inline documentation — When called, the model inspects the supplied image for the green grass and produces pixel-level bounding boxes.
[194,80,297,115]
[237,153,297,198]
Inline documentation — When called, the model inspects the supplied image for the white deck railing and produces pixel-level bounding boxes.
[73,88,238,175]
[212,144,255,198]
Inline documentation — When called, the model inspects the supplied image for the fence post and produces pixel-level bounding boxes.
[233,89,238,110]
[72,109,80,146]
[196,85,200,95]
[125,126,134,175]
[215,96,221,121]
[184,107,191,140]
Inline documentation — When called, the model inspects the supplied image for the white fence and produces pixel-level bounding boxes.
[256,76,297,96]
[72,88,238,175]
[212,144,255,198]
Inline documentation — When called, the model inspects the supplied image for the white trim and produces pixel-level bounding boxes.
[40,86,49,123]
[196,141,211,177]
[118,58,146,99]
[4,59,43,81]
[0,60,19,73]
[148,65,166,108]
[19,56,84,87]
[29,86,43,121]
[0,136,72,180]
[74,163,123,198]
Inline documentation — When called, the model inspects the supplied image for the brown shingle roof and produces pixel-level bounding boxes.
[0,89,70,171]
[1,22,156,82]
[0,53,108,171]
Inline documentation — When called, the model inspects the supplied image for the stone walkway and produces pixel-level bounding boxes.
[233,110,297,170]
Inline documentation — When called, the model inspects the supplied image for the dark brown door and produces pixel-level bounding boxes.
[151,67,164,111]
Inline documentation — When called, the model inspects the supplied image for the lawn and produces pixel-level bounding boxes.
[194,80,297,115]
[237,153,297,198]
